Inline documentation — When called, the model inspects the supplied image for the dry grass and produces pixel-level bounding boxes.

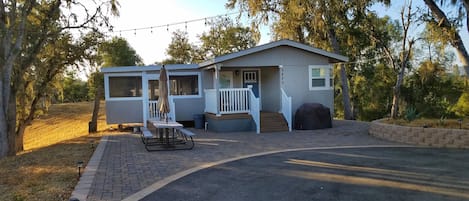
[0,135,101,201]
[381,118,469,129]
[24,101,113,150]
[0,101,124,201]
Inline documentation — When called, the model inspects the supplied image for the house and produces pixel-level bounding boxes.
[102,40,348,133]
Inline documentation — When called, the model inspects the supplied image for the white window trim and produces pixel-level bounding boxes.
[308,65,333,91]
[168,71,202,99]
[105,72,144,101]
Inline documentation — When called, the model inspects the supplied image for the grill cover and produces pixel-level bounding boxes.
[294,103,332,130]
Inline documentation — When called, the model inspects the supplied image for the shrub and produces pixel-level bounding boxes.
[404,106,419,122]
[452,92,469,117]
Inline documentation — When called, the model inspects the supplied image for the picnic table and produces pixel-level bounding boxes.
[141,120,195,151]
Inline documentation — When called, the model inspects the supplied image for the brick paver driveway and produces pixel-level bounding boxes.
[85,120,400,200]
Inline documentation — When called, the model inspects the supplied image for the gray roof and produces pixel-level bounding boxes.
[199,39,349,68]
[100,64,199,73]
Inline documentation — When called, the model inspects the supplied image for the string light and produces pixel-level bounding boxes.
[109,11,241,36]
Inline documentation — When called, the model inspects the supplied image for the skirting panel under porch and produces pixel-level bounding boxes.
[205,113,256,132]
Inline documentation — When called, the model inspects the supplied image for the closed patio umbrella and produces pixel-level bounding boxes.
[157,65,170,122]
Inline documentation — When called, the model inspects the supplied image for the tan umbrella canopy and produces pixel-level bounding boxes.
[157,65,170,121]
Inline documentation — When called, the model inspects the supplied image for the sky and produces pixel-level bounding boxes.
[107,0,469,66]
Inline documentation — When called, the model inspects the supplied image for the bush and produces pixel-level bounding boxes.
[404,106,419,122]
[453,92,469,117]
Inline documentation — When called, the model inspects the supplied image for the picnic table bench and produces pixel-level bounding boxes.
[140,121,195,151]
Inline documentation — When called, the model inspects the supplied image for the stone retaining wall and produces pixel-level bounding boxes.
[369,120,469,148]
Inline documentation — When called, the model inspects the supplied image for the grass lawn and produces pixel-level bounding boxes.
[381,118,469,129]
[0,101,119,201]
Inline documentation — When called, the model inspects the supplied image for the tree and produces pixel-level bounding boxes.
[0,0,119,158]
[99,37,143,67]
[89,36,143,133]
[199,17,258,58]
[163,30,198,64]
[61,72,89,103]
[423,0,469,75]
[226,0,390,120]
[163,18,257,64]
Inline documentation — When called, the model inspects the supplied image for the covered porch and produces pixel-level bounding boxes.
[202,65,292,134]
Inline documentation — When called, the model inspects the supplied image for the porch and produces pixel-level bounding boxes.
[203,87,292,133]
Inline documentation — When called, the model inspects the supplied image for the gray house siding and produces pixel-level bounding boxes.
[261,67,280,112]
[106,100,143,124]
[173,98,205,121]
[282,65,334,124]
[221,46,329,67]
[219,46,334,119]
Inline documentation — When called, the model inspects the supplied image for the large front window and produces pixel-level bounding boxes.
[309,65,332,90]
[109,76,142,97]
[169,75,199,95]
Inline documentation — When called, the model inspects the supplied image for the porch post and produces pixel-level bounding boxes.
[142,71,148,127]
[214,64,221,116]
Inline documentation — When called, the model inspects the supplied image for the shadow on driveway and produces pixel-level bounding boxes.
[143,147,469,201]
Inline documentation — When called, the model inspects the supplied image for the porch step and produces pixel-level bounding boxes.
[260,112,289,133]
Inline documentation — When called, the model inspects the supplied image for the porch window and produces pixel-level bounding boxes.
[148,80,159,100]
[308,65,332,90]
[169,75,199,95]
[109,76,142,97]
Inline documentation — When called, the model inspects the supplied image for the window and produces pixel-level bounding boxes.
[109,76,142,97]
[309,65,332,90]
[148,80,159,100]
[219,71,233,88]
[169,75,199,96]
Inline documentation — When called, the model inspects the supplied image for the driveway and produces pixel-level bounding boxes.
[142,147,469,201]
[76,120,469,201]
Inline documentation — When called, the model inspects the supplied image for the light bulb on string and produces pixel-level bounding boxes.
[134,29,136,35]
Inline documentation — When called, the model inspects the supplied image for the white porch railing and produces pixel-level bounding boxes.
[220,88,250,114]
[249,89,260,134]
[281,88,292,132]
[148,97,176,121]
[204,88,260,133]
[204,88,250,114]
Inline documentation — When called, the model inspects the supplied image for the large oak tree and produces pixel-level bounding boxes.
[0,0,119,158]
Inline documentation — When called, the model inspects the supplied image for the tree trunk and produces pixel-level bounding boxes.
[339,63,353,119]
[327,26,354,120]
[89,84,102,133]
[7,89,17,156]
[423,0,469,75]
[391,67,406,118]
[0,109,8,158]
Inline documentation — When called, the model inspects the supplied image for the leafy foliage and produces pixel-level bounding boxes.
[163,30,199,64]
[453,92,469,117]
[98,37,143,67]
[199,17,258,58]
[404,106,419,122]
[162,17,257,63]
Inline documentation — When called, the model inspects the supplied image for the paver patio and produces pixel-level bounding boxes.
[80,120,398,201]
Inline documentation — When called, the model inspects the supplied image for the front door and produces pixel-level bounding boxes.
[243,70,260,98]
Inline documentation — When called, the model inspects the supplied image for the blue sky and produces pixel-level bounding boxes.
[109,0,468,65]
